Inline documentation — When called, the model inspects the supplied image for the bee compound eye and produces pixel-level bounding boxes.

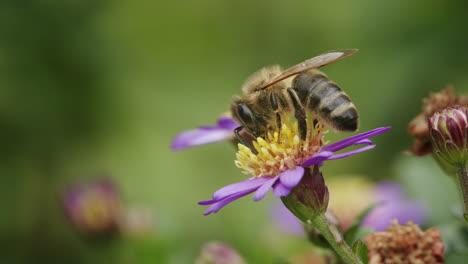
[237,103,255,125]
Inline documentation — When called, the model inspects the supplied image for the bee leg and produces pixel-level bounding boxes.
[234,126,258,155]
[287,88,307,141]
[269,92,282,131]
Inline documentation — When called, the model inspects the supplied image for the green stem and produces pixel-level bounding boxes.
[456,165,468,224]
[309,212,363,264]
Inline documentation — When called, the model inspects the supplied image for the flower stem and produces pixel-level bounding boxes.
[309,212,364,264]
[456,165,468,224]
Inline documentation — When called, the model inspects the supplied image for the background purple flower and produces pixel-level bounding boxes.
[271,202,305,236]
[63,179,121,236]
[271,180,427,235]
[171,116,239,150]
[362,182,427,231]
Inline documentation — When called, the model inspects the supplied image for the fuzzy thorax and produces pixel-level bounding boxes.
[235,120,326,178]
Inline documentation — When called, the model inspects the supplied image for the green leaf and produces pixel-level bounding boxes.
[352,239,368,264]
[344,203,379,245]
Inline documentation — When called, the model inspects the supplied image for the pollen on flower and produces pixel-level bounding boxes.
[235,120,326,178]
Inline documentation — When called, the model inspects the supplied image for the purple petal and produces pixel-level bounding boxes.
[253,175,280,201]
[447,116,465,147]
[213,177,270,200]
[217,116,240,130]
[273,182,293,197]
[354,139,373,145]
[171,127,235,150]
[203,188,257,215]
[198,199,219,206]
[279,167,305,188]
[303,151,333,167]
[171,116,240,151]
[362,200,427,231]
[323,127,391,152]
[327,145,376,160]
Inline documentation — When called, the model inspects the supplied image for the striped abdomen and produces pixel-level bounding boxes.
[292,70,358,131]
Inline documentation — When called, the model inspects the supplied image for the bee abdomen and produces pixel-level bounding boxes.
[293,71,358,131]
[328,106,358,131]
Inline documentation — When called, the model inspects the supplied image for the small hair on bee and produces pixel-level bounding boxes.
[241,65,283,95]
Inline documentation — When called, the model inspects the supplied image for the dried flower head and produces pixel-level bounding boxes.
[364,221,445,264]
[408,86,468,155]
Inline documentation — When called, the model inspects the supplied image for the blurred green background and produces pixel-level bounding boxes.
[1,0,468,263]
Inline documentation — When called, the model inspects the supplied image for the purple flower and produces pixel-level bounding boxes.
[362,182,427,231]
[171,116,239,150]
[199,121,391,216]
[272,180,427,234]
[62,179,121,236]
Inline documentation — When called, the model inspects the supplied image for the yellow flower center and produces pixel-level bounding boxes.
[235,120,326,178]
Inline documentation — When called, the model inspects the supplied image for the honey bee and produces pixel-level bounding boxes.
[230,49,359,149]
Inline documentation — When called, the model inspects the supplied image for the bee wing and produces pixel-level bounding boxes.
[258,49,358,90]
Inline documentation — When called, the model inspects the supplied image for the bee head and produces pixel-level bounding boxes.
[230,99,266,138]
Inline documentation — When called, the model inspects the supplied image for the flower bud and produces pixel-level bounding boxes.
[195,242,246,264]
[408,86,468,156]
[281,166,329,223]
[62,179,121,237]
[429,106,468,167]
